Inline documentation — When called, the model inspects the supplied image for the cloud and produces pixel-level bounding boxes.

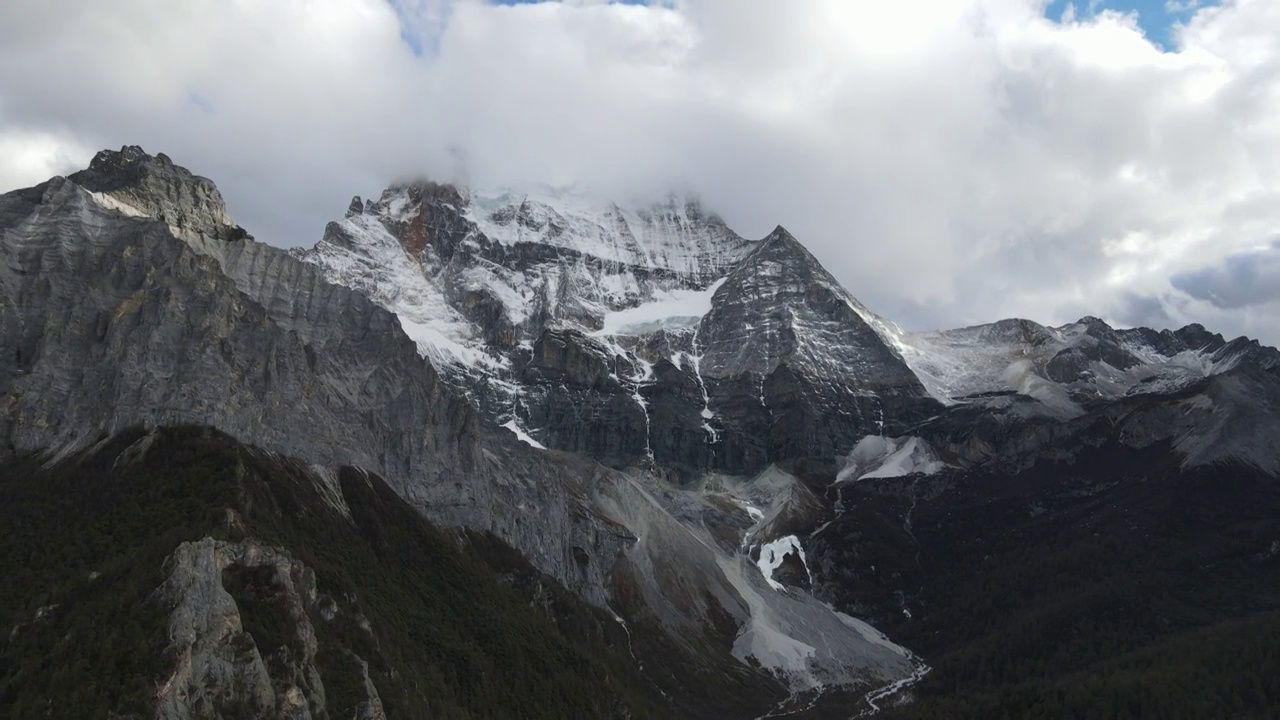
[2,0,1280,346]
[1171,241,1280,309]
[1112,291,1177,329]
[0,127,92,191]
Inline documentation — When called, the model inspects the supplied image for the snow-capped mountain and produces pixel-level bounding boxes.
[307,182,752,363]
[4,147,1279,719]
[300,177,1280,478]
[300,181,943,476]
[878,315,1279,415]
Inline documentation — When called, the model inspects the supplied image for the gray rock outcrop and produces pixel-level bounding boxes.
[154,538,336,720]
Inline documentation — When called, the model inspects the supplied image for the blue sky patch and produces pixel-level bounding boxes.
[1043,0,1221,49]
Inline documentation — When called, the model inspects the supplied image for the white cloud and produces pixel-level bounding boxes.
[1,0,1279,345]
[0,127,92,191]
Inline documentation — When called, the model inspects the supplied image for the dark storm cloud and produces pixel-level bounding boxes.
[1112,291,1177,329]
[1172,241,1280,310]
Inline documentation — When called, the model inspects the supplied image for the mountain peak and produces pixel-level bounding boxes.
[75,146,188,193]
[1074,315,1112,329]
[733,222,829,284]
[89,144,166,170]
[758,224,803,252]
[69,146,250,242]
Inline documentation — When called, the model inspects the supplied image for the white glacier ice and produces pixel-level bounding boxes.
[500,420,546,449]
[592,278,727,337]
[838,435,946,483]
[756,535,813,592]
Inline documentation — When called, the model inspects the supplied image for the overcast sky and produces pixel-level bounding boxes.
[2,0,1278,345]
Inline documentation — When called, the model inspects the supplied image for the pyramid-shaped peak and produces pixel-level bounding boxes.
[767,224,794,239]
[758,224,819,256]
[732,223,831,285]
[1074,315,1112,329]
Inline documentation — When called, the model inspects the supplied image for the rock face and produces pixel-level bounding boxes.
[299,181,761,474]
[154,538,373,720]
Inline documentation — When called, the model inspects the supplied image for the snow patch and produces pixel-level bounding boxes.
[398,317,504,371]
[500,420,546,449]
[1002,359,1083,417]
[593,278,726,337]
[756,535,813,592]
[86,190,148,218]
[838,435,946,483]
[721,553,820,680]
[860,438,945,480]
[303,215,507,373]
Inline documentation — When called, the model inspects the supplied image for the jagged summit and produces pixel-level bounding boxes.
[68,145,251,242]
[883,311,1280,425]
[338,178,753,277]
